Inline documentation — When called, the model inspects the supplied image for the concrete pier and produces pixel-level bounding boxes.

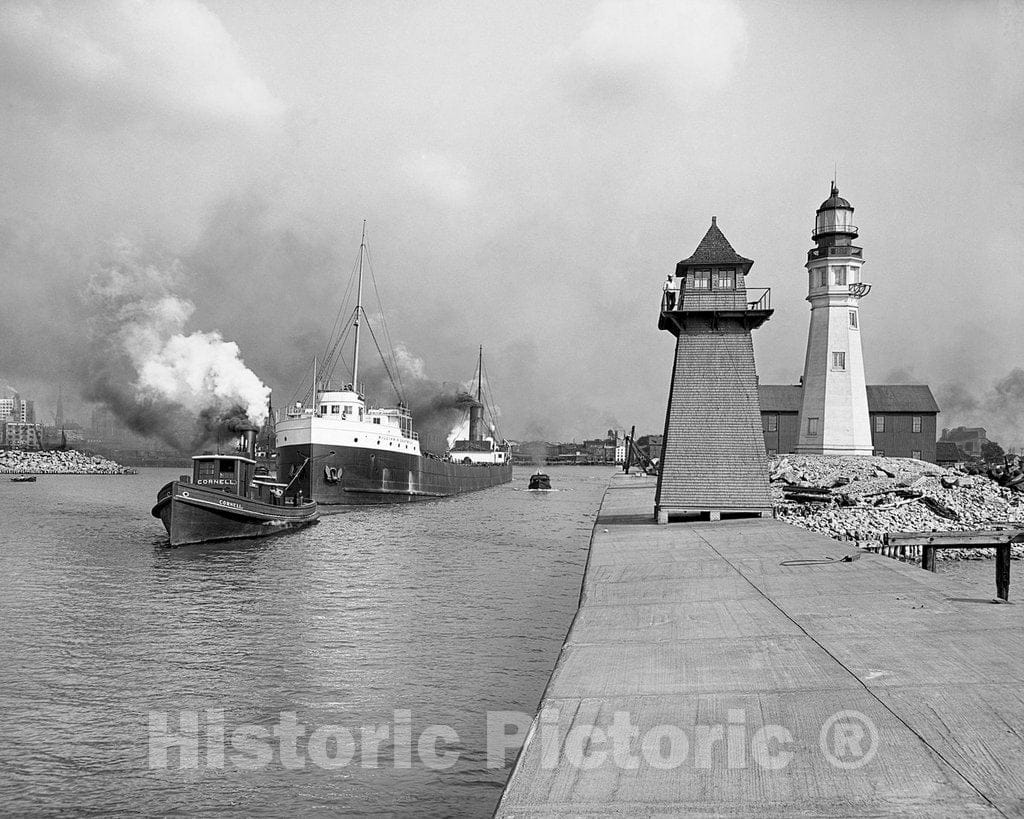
[497,474,1024,816]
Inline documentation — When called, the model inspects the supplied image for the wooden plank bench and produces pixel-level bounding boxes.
[884,528,1024,601]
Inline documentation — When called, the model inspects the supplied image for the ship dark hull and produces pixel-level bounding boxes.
[151,481,319,546]
[276,443,512,505]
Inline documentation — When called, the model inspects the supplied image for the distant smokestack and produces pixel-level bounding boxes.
[469,401,484,441]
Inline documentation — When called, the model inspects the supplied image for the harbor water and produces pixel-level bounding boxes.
[0,465,611,816]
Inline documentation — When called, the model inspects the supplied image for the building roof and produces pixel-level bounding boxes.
[817,183,852,212]
[758,384,940,414]
[865,385,940,413]
[935,441,966,462]
[758,385,803,412]
[677,217,754,268]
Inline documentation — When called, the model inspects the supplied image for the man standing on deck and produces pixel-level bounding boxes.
[663,274,677,310]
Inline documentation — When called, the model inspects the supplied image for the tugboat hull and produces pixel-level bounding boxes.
[152,481,319,546]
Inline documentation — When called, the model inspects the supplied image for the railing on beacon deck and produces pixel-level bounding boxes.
[661,287,771,313]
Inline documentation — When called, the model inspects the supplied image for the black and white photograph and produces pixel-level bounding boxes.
[2,0,1023,815]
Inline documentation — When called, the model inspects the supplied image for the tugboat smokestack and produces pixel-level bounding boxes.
[236,421,259,460]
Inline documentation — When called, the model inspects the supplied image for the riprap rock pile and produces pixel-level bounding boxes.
[771,455,1024,558]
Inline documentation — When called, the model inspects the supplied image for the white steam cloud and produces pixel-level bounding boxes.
[132,307,271,427]
[85,240,270,448]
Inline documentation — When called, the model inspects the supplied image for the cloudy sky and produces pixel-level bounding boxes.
[2,0,1023,444]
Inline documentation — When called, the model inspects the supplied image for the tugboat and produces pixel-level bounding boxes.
[10,474,37,483]
[274,225,512,505]
[152,422,319,547]
[527,472,552,491]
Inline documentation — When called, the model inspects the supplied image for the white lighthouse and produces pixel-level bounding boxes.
[795,183,874,455]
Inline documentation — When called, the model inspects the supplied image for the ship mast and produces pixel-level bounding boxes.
[352,221,366,392]
[477,344,483,403]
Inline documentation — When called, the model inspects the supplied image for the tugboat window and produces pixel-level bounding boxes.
[218,459,236,473]
[331,405,340,414]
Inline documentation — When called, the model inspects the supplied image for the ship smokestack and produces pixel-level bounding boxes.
[469,401,484,441]
[236,421,259,460]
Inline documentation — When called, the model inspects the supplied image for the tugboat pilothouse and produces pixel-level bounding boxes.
[274,225,512,505]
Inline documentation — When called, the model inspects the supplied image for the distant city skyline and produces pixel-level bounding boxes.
[2,1,1023,445]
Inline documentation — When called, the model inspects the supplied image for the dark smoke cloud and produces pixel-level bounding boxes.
[77,240,270,453]
[330,354,480,454]
[936,369,1024,447]
[407,389,479,454]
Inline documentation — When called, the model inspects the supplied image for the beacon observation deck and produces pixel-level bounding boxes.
[658,286,772,333]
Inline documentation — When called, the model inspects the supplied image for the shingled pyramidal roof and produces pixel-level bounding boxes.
[677,216,754,269]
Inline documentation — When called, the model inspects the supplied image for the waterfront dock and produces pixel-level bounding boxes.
[497,474,1024,816]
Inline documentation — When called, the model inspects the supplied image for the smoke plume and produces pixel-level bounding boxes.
[81,240,270,451]
[343,344,485,455]
[936,369,1024,448]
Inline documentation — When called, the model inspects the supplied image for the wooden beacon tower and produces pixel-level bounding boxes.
[655,217,774,523]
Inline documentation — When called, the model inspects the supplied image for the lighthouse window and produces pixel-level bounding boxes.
[832,352,846,370]
[849,311,858,328]
[320,405,328,415]
[713,269,735,289]
[692,269,711,289]
[807,417,819,435]
[819,269,828,287]
[875,416,886,433]
[913,416,922,433]
[834,267,847,286]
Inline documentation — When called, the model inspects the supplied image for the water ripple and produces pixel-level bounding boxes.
[0,466,608,816]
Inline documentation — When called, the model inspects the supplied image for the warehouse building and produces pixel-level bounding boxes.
[759,384,939,462]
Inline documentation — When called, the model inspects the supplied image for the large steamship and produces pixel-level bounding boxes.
[274,228,512,505]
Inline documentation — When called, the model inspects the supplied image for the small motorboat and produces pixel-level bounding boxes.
[527,472,552,491]
[10,474,37,482]
[152,422,318,547]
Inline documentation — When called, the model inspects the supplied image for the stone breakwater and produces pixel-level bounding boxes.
[0,449,134,475]
[771,454,1024,560]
